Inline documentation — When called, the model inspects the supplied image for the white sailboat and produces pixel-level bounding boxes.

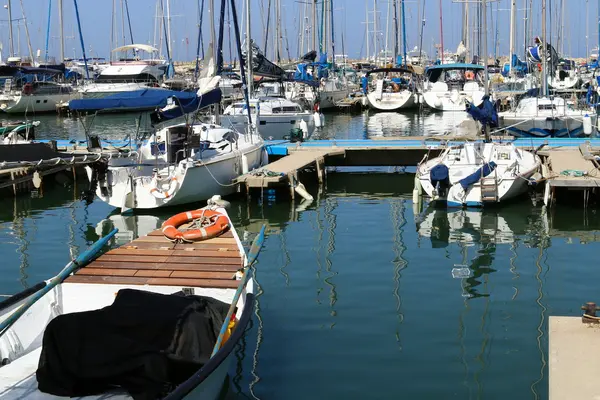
[87,121,265,211]
[422,64,486,111]
[498,96,587,137]
[365,67,418,111]
[416,142,541,207]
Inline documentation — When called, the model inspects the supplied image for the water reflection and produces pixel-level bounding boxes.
[390,199,407,350]
[366,112,412,138]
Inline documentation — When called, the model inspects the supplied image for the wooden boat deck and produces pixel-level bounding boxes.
[65,229,243,289]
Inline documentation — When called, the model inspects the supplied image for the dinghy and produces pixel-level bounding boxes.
[0,206,265,400]
[416,142,541,207]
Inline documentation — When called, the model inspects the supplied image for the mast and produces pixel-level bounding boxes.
[385,0,391,64]
[6,0,14,57]
[418,0,426,64]
[166,0,172,59]
[312,0,317,52]
[209,0,216,61]
[44,0,51,63]
[401,0,407,65]
[373,0,377,64]
[18,0,33,63]
[509,0,516,76]
[541,0,547,97]
[392,0,398,63]
[482,0,489,140]
[439,0,443,63]
[246,0,253,99]
[365,0,369,61]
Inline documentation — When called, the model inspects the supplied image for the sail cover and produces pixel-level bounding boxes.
[37,289,229,400]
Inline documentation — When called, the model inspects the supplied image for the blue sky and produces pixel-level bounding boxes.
[3,0,596,63]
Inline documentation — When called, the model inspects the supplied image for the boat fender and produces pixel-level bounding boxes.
[150,177,179,199]
[299,119,309,138]
[242,154,249,174]
[583,114,593,135]
[313,112,322,128]
[161,209,229,242]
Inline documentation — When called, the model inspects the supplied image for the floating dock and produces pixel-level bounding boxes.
[549,316,600,400]
[66,228,242,289]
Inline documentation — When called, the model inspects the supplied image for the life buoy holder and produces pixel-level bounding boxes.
[150,176,178,199]
[162,209,229,242]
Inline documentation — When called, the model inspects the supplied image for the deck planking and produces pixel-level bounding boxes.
[65,228,243,289]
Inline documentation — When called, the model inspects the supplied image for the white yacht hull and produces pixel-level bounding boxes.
[422,89,485,112]
[500,115,584,137]
[366,90,417,111]
[90,144,264,210]
[417,143,541,207]
[0,92,78,114]
[220,113,315,140]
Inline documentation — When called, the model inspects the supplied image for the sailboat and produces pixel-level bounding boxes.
[86,0,265,211]
[422,64,486,111]
[416,141,541,207]
[365,67,418,111]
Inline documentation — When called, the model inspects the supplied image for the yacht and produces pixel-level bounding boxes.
[417,142,541,207]
[422,63,485,111]
[365,67,418,111]
[499,97,587,137]
[78,44,169,99]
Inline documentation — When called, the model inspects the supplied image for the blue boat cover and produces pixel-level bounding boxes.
[459,161,497,190]
[430,163,449,183]
[149,88,222,124]
[69,88,199,112]
[466,95,498,128]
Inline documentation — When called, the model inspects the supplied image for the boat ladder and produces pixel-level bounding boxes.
[480,172,498,203]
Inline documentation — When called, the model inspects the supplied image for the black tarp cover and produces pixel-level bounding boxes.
[36,289,230,400]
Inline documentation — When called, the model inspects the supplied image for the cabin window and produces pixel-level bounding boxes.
[290,120,296,124]
[95,73,158,84]
[43,100,48,103]
[260,121,267,125]
[36,100,40,103]
[538,104,556,111]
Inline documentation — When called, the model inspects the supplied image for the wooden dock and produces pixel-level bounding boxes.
[547,147,600,188]
[549,316,600,400]
[235,148,346,192]
[65,229,242,289]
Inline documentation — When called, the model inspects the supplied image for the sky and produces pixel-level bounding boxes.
[2,0,597,63]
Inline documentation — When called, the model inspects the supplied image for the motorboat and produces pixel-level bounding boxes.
[221,96,314,140]
[417,141,541,207]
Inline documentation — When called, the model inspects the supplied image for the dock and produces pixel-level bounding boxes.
[549,316,600,400]
[65,228,242,289]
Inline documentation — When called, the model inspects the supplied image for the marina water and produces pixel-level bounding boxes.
[2,111,599,398]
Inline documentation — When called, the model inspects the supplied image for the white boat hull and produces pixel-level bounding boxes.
[220,113,315,140]
[366,90,417,111]
[0,93,79,114]
[91,144,264,210]
[422,89,485,111]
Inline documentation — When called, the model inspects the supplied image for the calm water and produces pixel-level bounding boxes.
[1,112,599,399]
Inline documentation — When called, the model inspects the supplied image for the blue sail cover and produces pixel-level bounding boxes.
[459,161,497,190]
[466,95,498,128]
[150,88,222,124]
[69,88,199,112]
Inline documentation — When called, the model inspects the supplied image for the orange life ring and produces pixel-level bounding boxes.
[465,71,475,80]
[161,209,229,242]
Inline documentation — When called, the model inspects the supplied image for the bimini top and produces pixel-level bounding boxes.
[112,44,159,54]
[366,67,415,76]
[427,63,484,70]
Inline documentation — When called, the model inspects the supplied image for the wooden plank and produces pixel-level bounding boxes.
[107,249,175,257]
[84,261,241,272]
[96,255,170,263]
[164,256,242,266]
[170,270,235,280]
[65,275,150,285]
[106,248,241,258]
[134,270,173,278]
[75,268,139,277]
[65,275,239,288]
[147,277,239,289]
[132,236,237,245]
[147,229,233,238]
[116,241,238,251]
